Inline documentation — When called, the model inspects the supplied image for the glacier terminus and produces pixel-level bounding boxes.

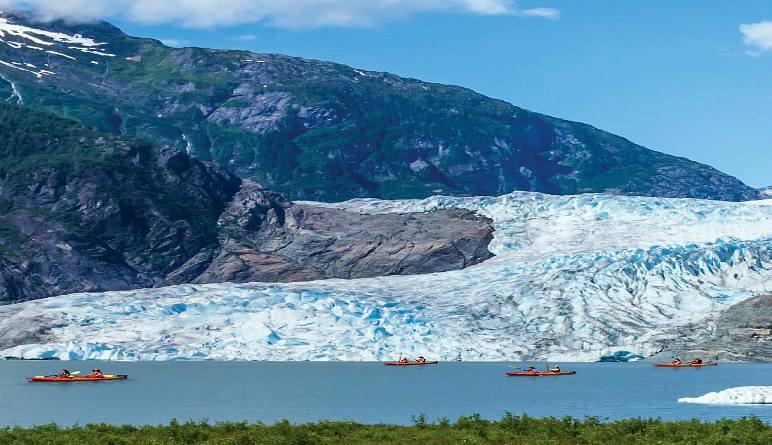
[1,192,770,361]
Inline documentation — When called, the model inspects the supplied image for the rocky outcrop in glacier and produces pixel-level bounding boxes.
[176,181,494,284]
[1,193,770,361]
[649,294,771,362]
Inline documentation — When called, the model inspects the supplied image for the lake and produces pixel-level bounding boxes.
[0,361,769,427]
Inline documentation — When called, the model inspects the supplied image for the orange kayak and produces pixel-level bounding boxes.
[506,371,576,376]
[654,363,717,367]
[384,361,438,366]
[27,375,127,382]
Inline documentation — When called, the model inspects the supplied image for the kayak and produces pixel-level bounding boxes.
[384,361,438,366]
[654,363,717,367]
[506,371,576,376]
[26,375,127,382]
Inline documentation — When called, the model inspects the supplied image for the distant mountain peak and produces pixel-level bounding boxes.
[0,13,122,80]
[0,13,761,202]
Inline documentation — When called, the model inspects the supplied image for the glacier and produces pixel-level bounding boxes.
[678,386,772,405]
[0,192,770,361]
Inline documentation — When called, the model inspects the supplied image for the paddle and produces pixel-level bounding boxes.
[45,371,80,378]
[508,365,528,371]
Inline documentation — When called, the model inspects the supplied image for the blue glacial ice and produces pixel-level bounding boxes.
[1,192,770,361]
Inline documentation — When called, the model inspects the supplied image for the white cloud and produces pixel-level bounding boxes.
[232,34,259,42]
[1,0,559,29]
[160,38,190,47]
[0,0,112,22]
[740,21,772,56]
[520,7,560,20]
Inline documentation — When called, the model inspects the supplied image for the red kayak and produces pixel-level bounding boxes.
[654,363,717,367]
[27,375,127,382]
[506,371,576,376]
[384,361,438,366]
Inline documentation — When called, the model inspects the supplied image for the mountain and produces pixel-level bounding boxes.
[761,186,772,199]
[0,103,493,304]
[0,13,760,202]
[1,193,769,361]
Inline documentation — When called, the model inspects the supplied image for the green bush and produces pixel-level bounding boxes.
[0,415,768,445]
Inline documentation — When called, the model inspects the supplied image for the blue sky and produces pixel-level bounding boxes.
[28,0,772,187]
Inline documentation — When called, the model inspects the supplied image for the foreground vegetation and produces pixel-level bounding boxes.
[0,414,769,445]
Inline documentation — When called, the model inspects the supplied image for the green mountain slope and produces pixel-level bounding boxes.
[0,104,494,303]
[0,12,759,201]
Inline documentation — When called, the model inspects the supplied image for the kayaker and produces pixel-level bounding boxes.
[526,366,537,373]
[58,369,72,378]
[672,358,682,365]
[399,357,409,364]
[85,369,103,378]
[689,357,702,365]
[417,356,426,364]
[549,365,561,373]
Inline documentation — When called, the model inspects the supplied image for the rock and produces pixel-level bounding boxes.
[0,105,494,303]
[649,295,772,362]
[0,303,57,350]
[192,181,495,283]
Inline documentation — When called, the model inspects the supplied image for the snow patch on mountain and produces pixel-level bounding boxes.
[0,15,115,77]
[678,386,772,405]
[0,17,107,48]
[1,192,770,361]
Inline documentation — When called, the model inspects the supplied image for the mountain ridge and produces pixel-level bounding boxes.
[0,12,760,202]
[0,103,494,304]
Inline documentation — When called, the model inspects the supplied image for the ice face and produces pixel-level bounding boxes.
[1,192,771,361]
[678,386,772,405]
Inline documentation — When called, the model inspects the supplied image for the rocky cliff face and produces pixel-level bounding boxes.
[0,104,493,304]
[183,182,493,284]
[649,295,772,362]
[0,12,760,202]
[0,103,241,302]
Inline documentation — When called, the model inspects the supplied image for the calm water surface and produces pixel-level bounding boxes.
[0,362,769,427]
